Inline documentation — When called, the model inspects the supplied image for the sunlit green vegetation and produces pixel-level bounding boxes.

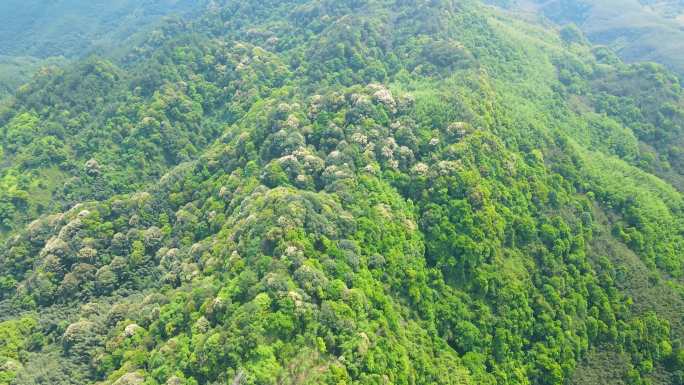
[0,1,683,384]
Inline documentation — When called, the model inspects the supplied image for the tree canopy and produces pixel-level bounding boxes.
[0,1,684,385]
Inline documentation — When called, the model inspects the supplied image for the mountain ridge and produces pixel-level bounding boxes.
[0,1,683,384]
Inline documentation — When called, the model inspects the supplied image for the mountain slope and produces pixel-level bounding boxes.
[0,1,683,385]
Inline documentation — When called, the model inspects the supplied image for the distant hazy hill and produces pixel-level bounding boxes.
[0,0,208,97]
[0,0,209,58]
[516,0,684,76]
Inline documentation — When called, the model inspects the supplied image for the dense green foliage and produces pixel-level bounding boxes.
[1,1,684,384]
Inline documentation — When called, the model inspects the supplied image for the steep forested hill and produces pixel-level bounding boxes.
[0,1,684,385]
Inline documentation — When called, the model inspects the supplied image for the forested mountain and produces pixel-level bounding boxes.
[512,0,684,76]
[0,0,211,97]
[1,1,684,385]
